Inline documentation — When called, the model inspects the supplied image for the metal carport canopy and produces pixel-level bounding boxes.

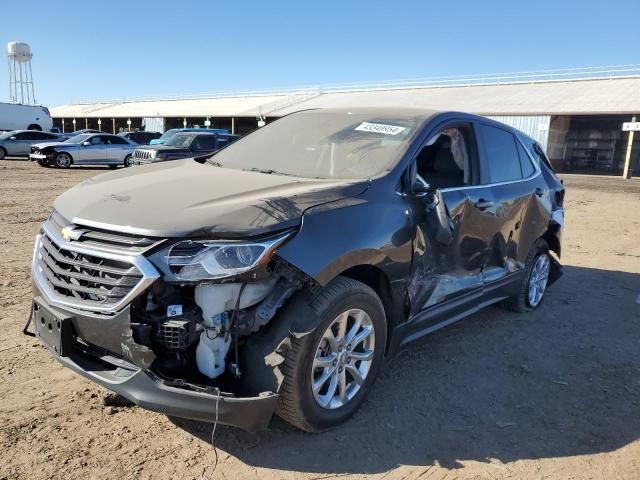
[50,76,640,119]
[269,77,640,117]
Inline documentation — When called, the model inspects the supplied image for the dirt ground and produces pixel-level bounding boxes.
[1,159,639,480]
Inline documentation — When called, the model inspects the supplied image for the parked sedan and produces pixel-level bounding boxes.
[130,131,238,166]
[29,133,135,168]
[29,108,564,432]
[0,130,63,159]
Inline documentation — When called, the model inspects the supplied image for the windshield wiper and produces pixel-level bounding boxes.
[206,159,223,167]
[245,167,277,175]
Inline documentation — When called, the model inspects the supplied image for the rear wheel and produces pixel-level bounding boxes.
[0,147,6,160]
[277,276,387,432]
[55,152,72,169]
[503,238,550,312]
[27,124,41,131]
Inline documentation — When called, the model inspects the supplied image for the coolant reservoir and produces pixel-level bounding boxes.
[194,280,277,379]
[196,331,231,379]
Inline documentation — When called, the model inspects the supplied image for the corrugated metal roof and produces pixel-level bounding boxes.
[50,76,640,119]
[49,94,297,118]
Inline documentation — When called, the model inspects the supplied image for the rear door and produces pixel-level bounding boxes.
[473,121,546,288]
[105,135,132,164]
[7,131,35,155]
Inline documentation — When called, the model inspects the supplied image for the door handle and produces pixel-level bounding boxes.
[534,187,545,197]
[474,199,494,210]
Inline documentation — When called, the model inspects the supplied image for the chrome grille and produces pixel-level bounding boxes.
[38,233,142,308]
[48,210,162,253]
[33,212,161,314]
[132,148,154,160]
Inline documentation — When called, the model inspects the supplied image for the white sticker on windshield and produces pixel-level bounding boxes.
[355,122,407,136]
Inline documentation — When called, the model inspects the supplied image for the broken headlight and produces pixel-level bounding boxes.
[151,231,293,282]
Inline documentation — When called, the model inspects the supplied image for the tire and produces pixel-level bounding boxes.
[55,152,72,169]
[503,238,551,312]
[277,276,387,432]
[27,124,42,131]
[0,147,6,160]
[124,155,133,167]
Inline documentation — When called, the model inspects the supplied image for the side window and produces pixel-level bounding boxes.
[108,136,128,145]
[216,138,229,149]
[90,135,106,145]
[478,124,521,183]
[193,136,217,151]
[15,132,33,140]
[42,132,58,140]
[515,140,535,178]
[414,126,473,189]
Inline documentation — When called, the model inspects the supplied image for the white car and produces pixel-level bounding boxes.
[0,102,53,132]
[29,133,136,168]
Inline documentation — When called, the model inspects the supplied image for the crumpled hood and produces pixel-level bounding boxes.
[34,141,76,149]
[54,159,368,238]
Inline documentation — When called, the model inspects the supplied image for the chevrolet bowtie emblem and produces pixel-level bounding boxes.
[61,226,83,241]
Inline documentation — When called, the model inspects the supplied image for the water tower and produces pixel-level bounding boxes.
[7,41,36,105]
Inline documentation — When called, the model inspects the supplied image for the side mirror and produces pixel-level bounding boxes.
[9,136,16,141]
[82,141,91,146]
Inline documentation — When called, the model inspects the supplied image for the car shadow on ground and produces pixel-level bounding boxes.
[171,265,640,475]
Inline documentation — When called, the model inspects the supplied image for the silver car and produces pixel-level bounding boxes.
[29,133,135,168]
[0,130,62,159]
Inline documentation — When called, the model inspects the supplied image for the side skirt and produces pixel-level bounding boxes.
[393,271,524,350]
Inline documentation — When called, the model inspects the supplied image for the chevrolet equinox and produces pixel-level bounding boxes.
[29,108,564,432]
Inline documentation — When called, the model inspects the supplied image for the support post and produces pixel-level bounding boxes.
[85,118,88,129]
[623,115,636,179]
[112,118,116,134]
[231,117,235,134]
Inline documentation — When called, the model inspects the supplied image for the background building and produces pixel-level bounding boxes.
[50,66,640,175]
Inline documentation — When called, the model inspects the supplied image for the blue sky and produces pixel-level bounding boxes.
[2,0,639,106]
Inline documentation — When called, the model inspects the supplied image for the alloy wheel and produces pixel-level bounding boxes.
[311,308,375,410]
[528,253,550,307]
[56,153,71,168]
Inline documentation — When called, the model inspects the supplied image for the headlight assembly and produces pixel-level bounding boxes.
[150,231,293,282]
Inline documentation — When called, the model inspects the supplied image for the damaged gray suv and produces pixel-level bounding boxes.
[29,108,564,432]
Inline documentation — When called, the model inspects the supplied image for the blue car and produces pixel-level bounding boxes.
[150,128,230,145]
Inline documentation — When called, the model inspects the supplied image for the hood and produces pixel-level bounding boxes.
[54,159,368,238]
[34,141,79,149]
[136,145,184,153]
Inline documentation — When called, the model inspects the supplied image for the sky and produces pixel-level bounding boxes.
[1,0,639,106]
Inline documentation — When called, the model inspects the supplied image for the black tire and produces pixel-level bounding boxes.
[124,155,133,167]
[503,238,550,313]
[0,147,6,160]
[55,152,72,169]
[27,124,42,131]
[277,276,387,432]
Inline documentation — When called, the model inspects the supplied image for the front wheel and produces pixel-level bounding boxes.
[277,277,387,432]
[0,147,6,160]
[55,152,72,168]
[124,155,133,167]
[503,238,551,312]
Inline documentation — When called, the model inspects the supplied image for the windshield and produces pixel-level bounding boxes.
[158,129,180,141]
[166,133,196,149]
[209,111,420,179]
[65,134,92,144]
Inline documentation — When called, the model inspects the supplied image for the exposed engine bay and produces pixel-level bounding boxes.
[128,261,306,393]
